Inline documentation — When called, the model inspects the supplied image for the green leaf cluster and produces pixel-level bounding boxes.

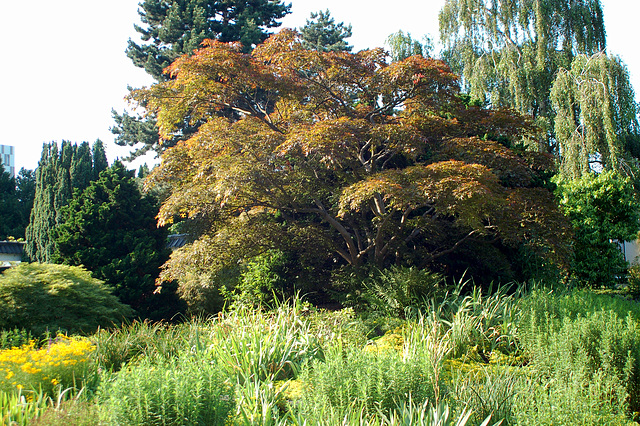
[555,171,640,287]
[0,263,133,335]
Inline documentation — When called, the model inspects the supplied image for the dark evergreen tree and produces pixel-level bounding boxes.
[14,169,36,239]
[26,143,60,262]
[0,170,20,240]
[112,0,291,159]
[53,161,182,320]
[25,141,105,262]
[299,10,353,52]
[70,142,93,191]
[92,139,109,180]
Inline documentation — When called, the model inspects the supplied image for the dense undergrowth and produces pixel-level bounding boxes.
[2,284,640,425]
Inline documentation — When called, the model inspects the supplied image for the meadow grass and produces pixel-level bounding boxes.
[3,286,640,424]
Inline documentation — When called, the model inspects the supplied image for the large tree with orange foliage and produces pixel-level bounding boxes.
[135,30,570,303]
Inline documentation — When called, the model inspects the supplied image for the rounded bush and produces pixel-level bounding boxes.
[0,263,133,335]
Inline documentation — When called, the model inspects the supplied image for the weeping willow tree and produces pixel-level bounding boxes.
[551,53,640,179]
[439,0,607,150]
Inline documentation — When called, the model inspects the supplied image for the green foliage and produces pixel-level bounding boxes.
[91,320,187,373]
[519,289,640,414]
[300,9,353,52]
[439,0,606,150]
[297,346,434,418]
[555,171,640,287]
[207,303,324,383]
[0,263,133,335]
[386,30,433,62]
[25,141,105,263]
[98,351,235,425]
[53,161,182,320]
[0,168,34,240]
[1,388,48,426]
[0,329,33,350]
[551,53,640,178]
[113,0,291,159]
[337,265,446,318]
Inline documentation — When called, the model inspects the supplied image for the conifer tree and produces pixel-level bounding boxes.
[26,141,106,262]
[299,10,353,52]
[92,139,108,179]
[53,161,181,319]
[112,0,291,159]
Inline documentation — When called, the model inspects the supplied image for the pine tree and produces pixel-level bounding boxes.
[299,10,353,52]
[112,0,291,159]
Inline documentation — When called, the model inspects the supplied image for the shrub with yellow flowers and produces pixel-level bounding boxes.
[0,335,96,396]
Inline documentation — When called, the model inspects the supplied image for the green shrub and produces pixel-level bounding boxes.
[0,263,133,335]
[297,346,434,418]
[208,303,323,383]
[520,303,640,413]
[0,328,33,350]
[335,265,446,318]
[98,351,235,426]
[1,388,49,426]
[91,320,186,373]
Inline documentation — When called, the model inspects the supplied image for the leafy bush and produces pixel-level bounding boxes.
[0,263,133,335]
[91,320,185,373]
[1,388,48,426]
[98,351,234,426]
[0,329,33,350]
[335,265,446,317]
[208,303,323,383]
[297,346,434,417]
[520,301,640,413]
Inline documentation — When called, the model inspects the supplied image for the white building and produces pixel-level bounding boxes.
[0,145,15,177]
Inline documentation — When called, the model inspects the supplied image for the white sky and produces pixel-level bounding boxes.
[0,0,637,172]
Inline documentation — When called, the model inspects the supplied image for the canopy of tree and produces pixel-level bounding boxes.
[438,0,640,180]
[555,171,640,287]
[112,0,291,159]
[135,30,571,299]
[299,9,353,52]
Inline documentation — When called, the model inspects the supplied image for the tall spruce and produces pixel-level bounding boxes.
[112,0,291,159]
[299,10,353,52]
[25,141,106,262]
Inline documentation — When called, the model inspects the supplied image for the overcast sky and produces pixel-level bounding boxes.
[1,0,637,172]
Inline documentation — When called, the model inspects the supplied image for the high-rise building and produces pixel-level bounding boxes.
[0,145,15,177]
